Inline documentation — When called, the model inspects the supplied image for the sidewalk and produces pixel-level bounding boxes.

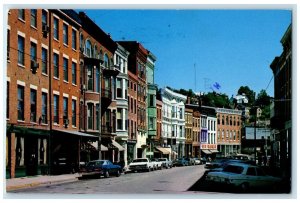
[6,173,81,192]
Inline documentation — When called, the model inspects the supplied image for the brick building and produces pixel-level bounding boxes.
[216,108,242,157]
[6,9,83,178]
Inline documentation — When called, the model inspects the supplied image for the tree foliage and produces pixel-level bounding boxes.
[202,92,231,108]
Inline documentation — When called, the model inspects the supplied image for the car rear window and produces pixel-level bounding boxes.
[223,165,244,174]
[132,159,148,162]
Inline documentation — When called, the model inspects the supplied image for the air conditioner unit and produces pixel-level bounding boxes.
[87,70,92,76]
[42,24,50,33]
[31,60,39,73]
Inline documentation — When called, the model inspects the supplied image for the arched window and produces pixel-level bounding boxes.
[85,39,92,57]
[99,49,103,60]
[79,33,84,50]
[230,116,232,125]
[94,45,98,59]
[104,54,109,68]
[222,115,224,125]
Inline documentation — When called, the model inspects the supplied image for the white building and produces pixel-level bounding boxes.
[160,87,187,159]
[114,43,129,166]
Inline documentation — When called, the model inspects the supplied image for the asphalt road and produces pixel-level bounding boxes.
[9,165,210,197]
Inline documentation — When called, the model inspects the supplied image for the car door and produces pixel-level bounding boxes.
[245,166,257,188]
[106,160,115,173]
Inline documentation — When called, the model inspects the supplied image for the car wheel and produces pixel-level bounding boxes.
[104,170,110,178]
[116,170,121,177]
[240,182,249,193]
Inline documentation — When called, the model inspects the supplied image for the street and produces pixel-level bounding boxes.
[9,165,210,196]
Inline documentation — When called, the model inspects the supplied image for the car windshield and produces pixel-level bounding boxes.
[87,160,104,167]
[158,158,165,161]
[223,165,244,174]
[132,159,148,163]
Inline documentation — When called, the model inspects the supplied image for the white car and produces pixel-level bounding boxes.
[128,158,154,172]
[206,163,282,192]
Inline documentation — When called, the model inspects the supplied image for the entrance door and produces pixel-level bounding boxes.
[25,137,38,176]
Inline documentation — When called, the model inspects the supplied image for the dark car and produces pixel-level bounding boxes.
[205,158,229,169]
[173,158,189,166]
[80,159,122,178]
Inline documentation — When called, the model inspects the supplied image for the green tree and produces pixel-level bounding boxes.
[202,92,231,108]
[256,89,271,106]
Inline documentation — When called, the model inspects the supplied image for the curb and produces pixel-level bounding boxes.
[6,176,79,192]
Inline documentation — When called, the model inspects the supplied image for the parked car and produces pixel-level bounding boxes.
[173,158,189,167]
[205,158,229,169]
[80,160,122,178]
[200,157,207,165]
[151,158,163,170]
[128,158,154,172]
[186,157,196,166]
[158,158,173,169]
[194,158,201,165]
[206,163,282,192]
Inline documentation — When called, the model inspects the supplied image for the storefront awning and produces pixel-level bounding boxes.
[111,140,125,151]
[53,129,99,139]
[155,147,171,155]
[90,142,108,151]
[202,149,212,154]
[209,149,219,153]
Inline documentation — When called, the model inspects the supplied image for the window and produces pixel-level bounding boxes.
[96,104,99,130]
[117,108,123,130]
[17,85,24,121]
[125,109,128,130]
[149,117,154,130]
[72,99,76,126]
[149,95,155,107]
[18,9,25,21]
[41,48,48,74]
[87,103,93,129]
[72,62,77,85]
[53,17,59,40]
[7,29,10,60]
[63,23,68,45]
[116,78,123,98]
[79,33,84,50]
[246,167,256,176]
[104,54,109,68]
[18,35,25,65]
[30,9,37,27]
[95,67,100,92]
[85,40,91,57]
[53,53,59,78]
[87,65,93,91]
[53,95,59,124]
[63,97,68,125]
[72,29,76,50]
[42,10,47,27]
[30,42,37,62]
[63,58,68,81]
[30,89,37,122]
[42,93,47,124]
[6,82,9,119]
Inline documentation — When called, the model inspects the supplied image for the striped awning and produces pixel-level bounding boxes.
[155,147,171,155]
[201,149,212,154]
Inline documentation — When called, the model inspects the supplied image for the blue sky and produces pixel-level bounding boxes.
[79,9,291,98]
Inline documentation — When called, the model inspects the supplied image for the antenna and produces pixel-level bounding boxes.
[194,63,196,93]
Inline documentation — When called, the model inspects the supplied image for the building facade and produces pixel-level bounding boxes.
[119,41,148,159]
[114,43,130,167]
[6,9,85,178]
[146,51,157,158]
[160,87,187,159]
[216,108,242,157]
[270,24,292,182]
[200,106,217,159]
